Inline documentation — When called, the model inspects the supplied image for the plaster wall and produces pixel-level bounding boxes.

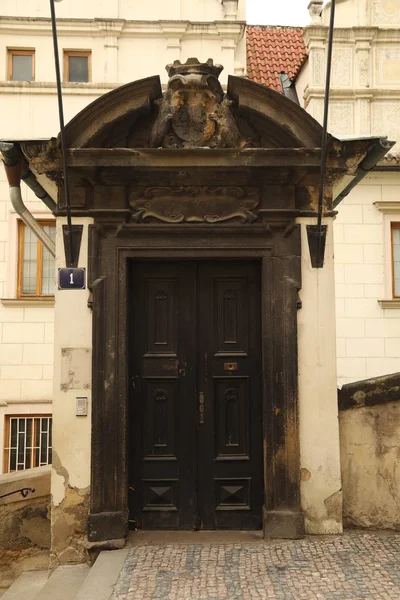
[50,217,92,564]
[297,218,343,534]
[339,400,400,529]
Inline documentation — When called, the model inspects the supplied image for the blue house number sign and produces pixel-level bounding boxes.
[58,267,86,290]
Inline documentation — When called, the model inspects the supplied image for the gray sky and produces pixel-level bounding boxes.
[246,0,311,26]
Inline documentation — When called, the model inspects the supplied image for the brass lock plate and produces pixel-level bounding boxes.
[224,362,238,371]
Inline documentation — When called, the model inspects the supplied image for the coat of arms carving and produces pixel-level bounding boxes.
[150,58,242,148]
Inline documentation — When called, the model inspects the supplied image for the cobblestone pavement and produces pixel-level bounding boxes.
[111,532,400,600]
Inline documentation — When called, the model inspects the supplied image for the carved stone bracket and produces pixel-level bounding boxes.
[129,186,260,224]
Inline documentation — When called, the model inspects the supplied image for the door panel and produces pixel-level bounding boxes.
[198,262,263,529]
[129,261,262,530]
[130,263,196,529]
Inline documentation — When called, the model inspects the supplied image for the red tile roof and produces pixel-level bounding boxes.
[246,25,308,93]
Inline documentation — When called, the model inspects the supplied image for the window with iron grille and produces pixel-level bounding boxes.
[4,416,52,473]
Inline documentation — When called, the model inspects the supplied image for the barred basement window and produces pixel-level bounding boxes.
[17,221,56,298]
[4,416,52,473]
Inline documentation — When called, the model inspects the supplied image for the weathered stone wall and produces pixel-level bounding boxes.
[0,466,51,585]
[339,375,400,530]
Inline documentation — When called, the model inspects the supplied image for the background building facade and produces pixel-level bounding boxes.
[298,0,400,385]
[0,0,246,474]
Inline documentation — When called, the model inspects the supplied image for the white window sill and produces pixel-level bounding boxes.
[1,298,55,307]
[378,299,400,309]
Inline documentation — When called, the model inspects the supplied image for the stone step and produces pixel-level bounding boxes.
[2,571,48,600]
[36,565,90,600]
[75,549,129,600]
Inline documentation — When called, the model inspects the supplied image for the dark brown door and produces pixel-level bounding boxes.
[129,261,263,530]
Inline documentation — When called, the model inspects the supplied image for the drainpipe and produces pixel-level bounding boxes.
[1,147,56,257]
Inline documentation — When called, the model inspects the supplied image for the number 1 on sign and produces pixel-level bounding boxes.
[70,273,74,285]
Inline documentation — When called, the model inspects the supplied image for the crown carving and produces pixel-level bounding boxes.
[166,58,224,80]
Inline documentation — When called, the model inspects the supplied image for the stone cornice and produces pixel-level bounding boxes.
[0,17,245,40]
[374,201,400,213]
[0,81,116,96]
[303,87,400,102]
[305,25,400,44]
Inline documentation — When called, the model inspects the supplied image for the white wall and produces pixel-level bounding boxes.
[335,173,400,385]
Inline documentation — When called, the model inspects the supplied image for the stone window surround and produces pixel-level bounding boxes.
[375,200,400,307]
[1,209,55,307]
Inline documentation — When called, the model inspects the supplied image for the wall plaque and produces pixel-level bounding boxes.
[58,267,86,290]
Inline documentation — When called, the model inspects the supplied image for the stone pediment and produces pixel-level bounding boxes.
[62,58,325,151]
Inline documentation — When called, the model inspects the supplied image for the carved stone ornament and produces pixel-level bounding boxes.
[129,186,260,224]
[373,0,400,24]
[150,58,242,149]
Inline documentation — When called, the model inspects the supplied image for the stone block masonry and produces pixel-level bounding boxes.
[334,176,400,385]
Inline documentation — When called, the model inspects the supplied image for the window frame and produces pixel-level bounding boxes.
[7,48,35,81]
[3,414,53,473]
[391,222,400,299]
[63,49,92,83]
[17,220,56,299]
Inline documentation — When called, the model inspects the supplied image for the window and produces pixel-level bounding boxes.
[64,50,91,82]
[17,221,56,298]
[7,49,35,81]
[392,223,400,297]
[4,416,52,473]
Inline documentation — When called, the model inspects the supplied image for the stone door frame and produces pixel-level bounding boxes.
[87,223,305,542]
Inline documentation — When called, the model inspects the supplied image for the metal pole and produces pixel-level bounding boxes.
[49,0,74,267]
[316,0,336,264]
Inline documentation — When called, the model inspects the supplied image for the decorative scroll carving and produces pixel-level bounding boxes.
[373,0,400,24]
[129,186,260,224]
[150,58,243,149]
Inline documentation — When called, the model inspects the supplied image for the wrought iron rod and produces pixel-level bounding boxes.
[49,0,74,267]
[0,487,35,500]
[317,0,336,263]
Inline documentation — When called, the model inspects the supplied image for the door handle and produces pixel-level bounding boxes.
[199,392,205,425]
[178,362,187,377]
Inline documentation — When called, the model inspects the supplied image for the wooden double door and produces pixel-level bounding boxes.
[129,260,263,530]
